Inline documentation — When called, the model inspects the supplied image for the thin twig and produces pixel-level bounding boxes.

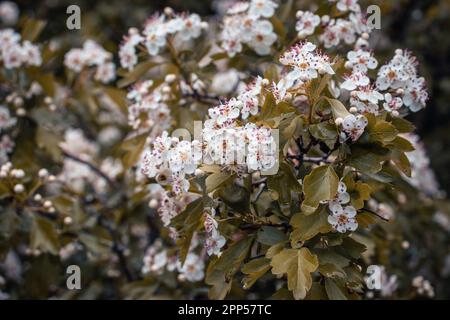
[62,150,117,189]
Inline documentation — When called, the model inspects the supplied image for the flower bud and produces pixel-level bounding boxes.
[14,184,25,193]
[34,194,42,202]
[43,200,53,208]
[64,216,73,225]
[165,74,177,83]
[335,117,344,126]
[38,168,49,178]
[16,108,26,116]
[149,199,159,208]
[349,107,358,114]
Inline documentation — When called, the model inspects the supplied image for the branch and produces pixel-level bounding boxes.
[62,150,117,189]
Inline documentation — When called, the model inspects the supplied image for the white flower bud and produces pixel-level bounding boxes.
[396,88,404,95]
[194,169,204,176]
[344,61,353,69]
[349,107,358,114]
[296,10,303,18]
[14,184,25,193]
[48,207,56,214]
[48,175,56,182]
[49,104,57,112]
[321,15,330,24]
[0,171,7,178]
[129,27,139,35]
[200,22,209,29]
[64,216,73,225]
[362,32,370,40]
[16,108,26,116]
[401,241,410,249]
[162,85,171,94]
[13,169,25,179]
[44,96,53,104]
[164,7,174,16]
[13,96,23,107]
[164,74,177,83]
[38,168,49,178]
[34,194,42,202]
[335,117,344,126]
[261,78,270,86]
[149,199,159,208]
[43,200,53,208]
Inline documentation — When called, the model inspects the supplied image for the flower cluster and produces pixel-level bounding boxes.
[319,1,372,49]
[295,10,321,39]
[0,28,41,69]
[403,133,441,197]
[0,134,14,164]
[220,0,278,57]
[280,41,335,87]
[376,49,428,112]
[204,209,226,256]
[127,80,172,136]
[64,40,116,83]
[119,11,206,70]
[142,239,205,282]
[412,276,435,298]
[326,182,358,233]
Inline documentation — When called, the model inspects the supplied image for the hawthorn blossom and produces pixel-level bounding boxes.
[0,105,16,130]
[177,252,205,282]
[340,114,368,141]
[204,211,226,256]
[336,0,360,13]
[119,11,206,68]
[383,93,403,114]
[403,133,441,197]
[341,71,370,91]
[248,0,278,18]
[328,203,358,233]
[280,42,335,83]
[64,40,116,83]
[295,11,321,39]
[0,135,14,164]
[0,29,41,69]
[346,49,378,73]
[220,0,278,57]
[376,50,428,112]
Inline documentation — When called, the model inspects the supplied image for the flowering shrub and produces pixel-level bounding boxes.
[0,0,449,300]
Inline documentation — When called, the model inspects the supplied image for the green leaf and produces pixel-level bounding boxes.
[302,165,339,214]
[171,198,204,265]
[270,247,319,300]
[325,278,348,300]
[121,133,148,168]
[290,207,332,243]
[117,61,159,88]
[325,98,351,120]
[267,162,301,209]
[257,226,288,246]
[30,216,59,255]
[206,237,253,299]
[205,172,234,193]
[260,92,277,120]
[242,257,271,289]
[369,121,398,143]
[21,18,46,42]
